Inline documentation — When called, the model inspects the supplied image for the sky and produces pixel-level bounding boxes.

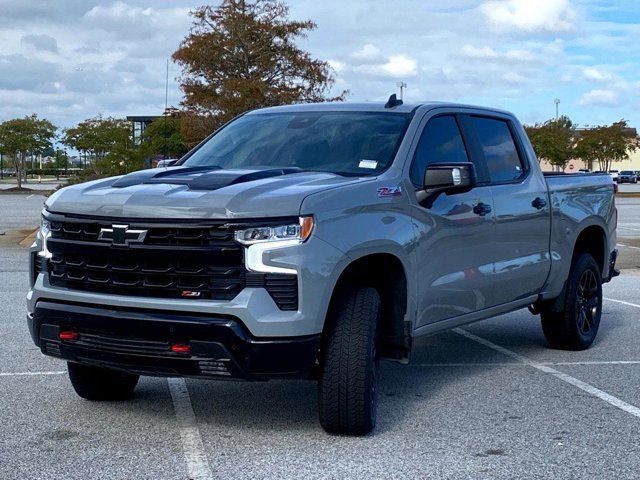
[0,0,639,130]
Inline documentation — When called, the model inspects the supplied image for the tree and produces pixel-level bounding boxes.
[62,116,141,180]
[62,116,132,166]
[54,148,69,180]
[0,114,56,189]
[575,120,639,172]
[172,0,346,145]
[525,116,575,171]
[141,116,188,159]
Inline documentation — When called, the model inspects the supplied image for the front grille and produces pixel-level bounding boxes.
[45,214,298,309]
[50,221,233,247]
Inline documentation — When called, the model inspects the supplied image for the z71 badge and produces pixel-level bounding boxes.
[377,186,402,197]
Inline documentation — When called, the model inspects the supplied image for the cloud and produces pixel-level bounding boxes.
[579,89,619,107]
[460,45,499,59]
[21,34,58,53]
[0,54,62,93]
[582,67,615,83]
[354,54,418,79]
[83,1,190,41]
[337,44,418,79]
[502,71,527,84]
[350,44,384,63]
[460,44,535,62]
[480,0,576,33]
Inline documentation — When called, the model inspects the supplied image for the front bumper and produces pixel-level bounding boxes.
[29,301,320,380]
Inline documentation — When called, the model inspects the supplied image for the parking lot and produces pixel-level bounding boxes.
[1,193,640,479]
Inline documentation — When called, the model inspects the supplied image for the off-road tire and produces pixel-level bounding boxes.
[68,362,139,401]
[318,286,381,436]
[541,253,602,350]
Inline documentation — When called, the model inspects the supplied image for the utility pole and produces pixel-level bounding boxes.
[163,58,169,160]
[554,98,561,120]
[396,81,407,101]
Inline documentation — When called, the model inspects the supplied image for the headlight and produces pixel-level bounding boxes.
[38,216,52,259]
[234,217,314,246]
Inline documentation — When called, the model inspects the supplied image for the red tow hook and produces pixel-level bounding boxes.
[59,331,80,341]
[171,343,191,354]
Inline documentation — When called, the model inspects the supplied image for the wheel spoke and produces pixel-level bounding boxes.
[583,310,592,331]
[577,309,586,331]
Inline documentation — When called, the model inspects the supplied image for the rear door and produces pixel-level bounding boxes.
[460,114,551,305]
[410,112,497,327]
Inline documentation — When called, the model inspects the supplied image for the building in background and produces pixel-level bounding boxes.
[126,115,159,145]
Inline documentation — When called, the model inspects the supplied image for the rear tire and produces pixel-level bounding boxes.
[68,362,139,401]
[541,253,602,350]
[318,286,381,436]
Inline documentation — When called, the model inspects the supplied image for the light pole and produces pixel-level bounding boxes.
[396,81,407,101]
[554,98,560,120]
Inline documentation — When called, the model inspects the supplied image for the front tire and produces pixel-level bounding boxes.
[67,362,139,401]
[541,253,602,350]
[318,286,381,436]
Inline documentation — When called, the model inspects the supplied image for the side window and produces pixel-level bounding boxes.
[410,115,469,187]
[470,117,524,183]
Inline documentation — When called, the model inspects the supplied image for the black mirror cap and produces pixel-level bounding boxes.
[424,162,475,194]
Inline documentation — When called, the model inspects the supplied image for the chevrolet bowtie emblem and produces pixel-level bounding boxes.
[98,224,148,246]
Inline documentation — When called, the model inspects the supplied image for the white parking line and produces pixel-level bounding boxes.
[409,361,640,367]
[605,297,640,309]
[455,328,640,419]
[168,378,214,480]
[618,243,640,250]
[0,371,65,377]
[26,194,34,199]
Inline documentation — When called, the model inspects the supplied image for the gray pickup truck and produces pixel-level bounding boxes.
[28,98,618,435]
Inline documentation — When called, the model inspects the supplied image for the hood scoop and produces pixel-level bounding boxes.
[112,166,304,191]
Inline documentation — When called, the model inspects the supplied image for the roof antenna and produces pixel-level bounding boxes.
[385,93,403,109]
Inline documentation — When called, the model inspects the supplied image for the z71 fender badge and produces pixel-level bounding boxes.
[377,186,402,197]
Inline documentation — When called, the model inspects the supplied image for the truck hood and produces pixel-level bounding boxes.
[46,166,365,219]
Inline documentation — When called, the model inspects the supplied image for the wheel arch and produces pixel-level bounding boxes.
[572,223,607,275]
[322,251,413,361]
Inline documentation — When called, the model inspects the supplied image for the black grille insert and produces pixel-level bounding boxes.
[45,214,298,309]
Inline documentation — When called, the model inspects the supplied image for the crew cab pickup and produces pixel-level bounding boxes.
[28,99,618,435]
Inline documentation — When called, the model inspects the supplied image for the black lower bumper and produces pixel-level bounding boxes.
[29,301,320,380]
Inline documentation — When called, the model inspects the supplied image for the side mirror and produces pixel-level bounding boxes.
[417,163,476,207]
[424,163,475,195]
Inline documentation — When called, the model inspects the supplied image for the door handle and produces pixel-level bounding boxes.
[473,202,492,216]
[532,197,547,210]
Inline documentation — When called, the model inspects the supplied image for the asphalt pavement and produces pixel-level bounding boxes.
[1,193,640,479]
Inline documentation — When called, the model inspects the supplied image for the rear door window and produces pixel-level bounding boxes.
[470,117,524,183]
[410,115,469,187]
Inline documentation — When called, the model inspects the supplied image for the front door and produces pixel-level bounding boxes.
[410,114,497,327]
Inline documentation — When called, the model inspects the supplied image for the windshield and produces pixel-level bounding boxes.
[181,112,412,176]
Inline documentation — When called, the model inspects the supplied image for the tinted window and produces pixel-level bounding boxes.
[471,117,523,183]
[182,112,411,176]
[410,115,468,186]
